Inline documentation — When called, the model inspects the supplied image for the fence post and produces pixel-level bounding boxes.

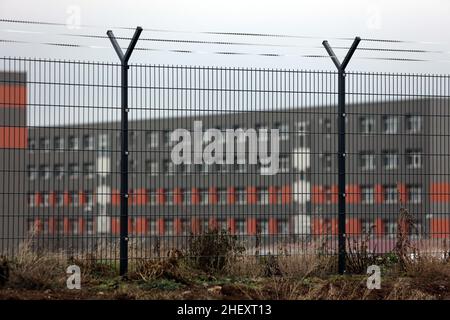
[107,26,143,277]
[322,37,360,274]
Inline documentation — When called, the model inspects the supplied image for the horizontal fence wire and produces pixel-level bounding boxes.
[0,56,449,271]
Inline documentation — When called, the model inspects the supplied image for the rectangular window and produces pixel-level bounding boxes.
[98,134,108,150]
[163,160,175,175]
[406,149,422,169]
[43,193,50,207]
[384,185,397,204]
[68,164,79,179]
[360,117,375,134]
[149,190,157,206]
[408,185,422,204]
[360,152,376,171]
[55,193,64,207]
[82,135,94,150]
[382,116,398,134]
[28,138,35,152]
[322,153,332,171]
[257,188,269,204]
[70,191,79,207]
[39,137,50,152]
[146,131,159,148]
[27,193,35,207]
[236,219,245,235]
[145,160,159,175]
[236,188,246,205]
[279,155,290,173]
[39,165,51,180]
[68,136,79,150]
[296,120,308,134]
[382,151,398,170]
[218,188,227,205]
[54,137,64,150]
[259,219,269,235]
[54,164,64,179]
[361,186,374,204]
[165,219,174,236]
[406,115,422,134]
[27,165,37,180]
[276,123,289,140]
[83,163,94,178]
[322,118,331,133]
[278,219,289,235]
[200,189,209,205]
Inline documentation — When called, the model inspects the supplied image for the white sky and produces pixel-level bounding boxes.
[0,0,450,73]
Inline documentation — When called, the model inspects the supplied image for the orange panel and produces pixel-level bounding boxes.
[312,218,325,235]
[0,84,26,107]
[430,183,450,202]
[247,186,257,204]
[191,188,200,205]
[331,185,339,204]
[430,218,450,239]
[346,185,361,204]
[281,185,292,204]
[269,186,278,204]
[346,218,362,235]
[134,188,149,205]
[331,218,339,235]
[209,217,218,231]
[135,217,148,235]
[0,127,27,149]
[268,217,278,235]
[48,217,56,235]
[246,218,257,235]
[34,192,42,207]
[312,186,324,204]
[63,217,70,235]
[374,184,384,204]
[111,218,120,235]
[157,188,165,205]
[111,189,120,206]
[157,218,165,235]
[397,183,408,204]
[63,192,71,206]
[174,188,183,205]
[227,187,236,205]
[374,218,385,236]
[227,217,236,234]
[78,217,85,235]
[209,187,218,205]
[191,217,201,235]
[174,218,182,235]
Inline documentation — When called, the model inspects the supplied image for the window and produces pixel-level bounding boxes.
[43,193,50,207]
[408,185,422,204]
[39,165,50,180]
[68,164,79,179]
[200,189,209,205]
[236,219,245,235]
[86,218,94,235]
[360,152,376,171]
[54,164,64,179]
[163,131,173,146]
[145,160,159,175]
[276,123,289,140]
[166,190,173,206]
[98,134,108,150]
[28,138,35,152]
[27,165,37,180]
[165,219,174,236]
[149,190,157,206]
[83,135,94,150]
[278,219,289,234]
[146,131,159,148]
[360,117,375,134]
[236,188,246,205]
[257,125,269,142]
[68,136,79,150]
[322,153,332,171]
[279,155,290,173]
[406,149,422,169]
[259,219,269,235]
[406,115,422,133]
[382,116,398,134]
[322,118,331,133]
[296,120,308,134]
[258,188,269,204]
[128,159,137,173]
[55,193,64,207]
[382,151,398,170]
[183,190,191,205]
[384,185,397,204]
[39,137,50,152]
[129,131,136,146]
[70,191,79,206]
[83,163,94,178]
[218,188,227,205]
[54,137,64,150]
[163,160,175,175]
[361,186,374,204]
[27,193,35,207]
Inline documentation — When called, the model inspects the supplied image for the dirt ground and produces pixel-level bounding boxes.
[1,273,449,300]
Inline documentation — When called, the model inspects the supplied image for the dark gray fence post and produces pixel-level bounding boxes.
[322,37,361,274]
[107,26,143,277]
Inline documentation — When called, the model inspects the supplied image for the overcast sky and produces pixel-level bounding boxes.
[1,0,449,73]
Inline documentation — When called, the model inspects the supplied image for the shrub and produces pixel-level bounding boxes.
[187,229,245,273]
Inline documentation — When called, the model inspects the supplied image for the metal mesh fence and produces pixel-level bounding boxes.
[1,56,449,271]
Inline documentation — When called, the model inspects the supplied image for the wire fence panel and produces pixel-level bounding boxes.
[0,56,449,272]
